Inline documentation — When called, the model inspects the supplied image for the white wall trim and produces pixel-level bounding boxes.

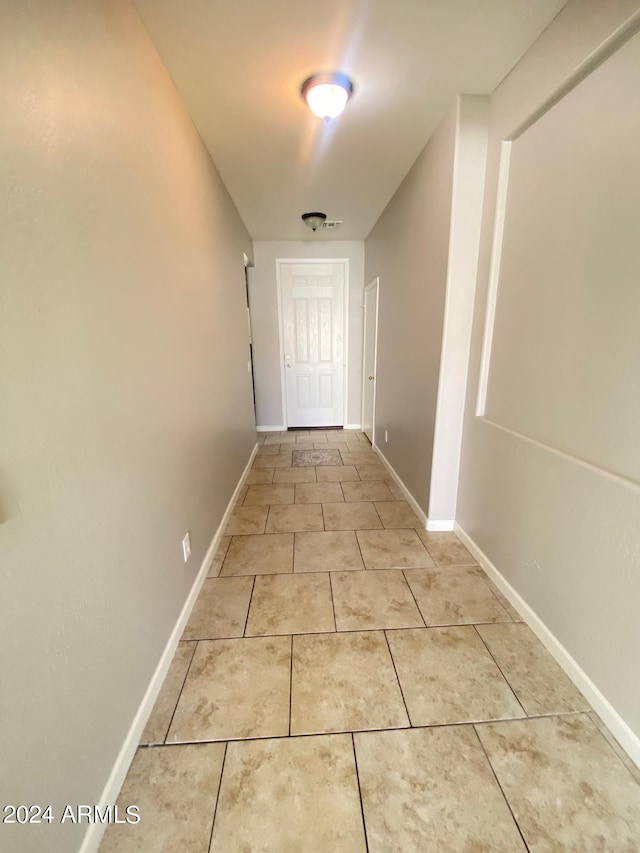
[79,444,258,853]
[373,445,427,529]
[455,523,640,769]
[426,519,455,532]
[345,423,362,430]
[475,140,512,417]
[256,425,286,432]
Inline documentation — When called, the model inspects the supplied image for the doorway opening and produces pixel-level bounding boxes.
[362,277,379,444]
[243,255,256,419]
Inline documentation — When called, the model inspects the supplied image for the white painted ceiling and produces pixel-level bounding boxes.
[134,0,566,241]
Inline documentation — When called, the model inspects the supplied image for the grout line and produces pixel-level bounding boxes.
[328,572,338,632]
[383,630,412,726]
[207,740,228,851]
[292,532,298,574]
[321,501,326,531]
[161,640,199,745]
[151,712,590,749]
[472,725,532,852]
[288,635,293,736]
[353,530,368,571]
[171,620,525,643]
[473,625,528,717]
[401,569,427,628]
[242,576,257,637]
[351,733,370,853]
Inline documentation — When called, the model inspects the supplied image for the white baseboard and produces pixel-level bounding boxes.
[345,423,362,430]
[455,523,640,770]
[80,444,258,853]
[256,425,285,432]
[373,445,428,529]
[426,519,455,531]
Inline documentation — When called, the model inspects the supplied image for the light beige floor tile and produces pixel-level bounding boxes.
[291,631,409,735]
[292,430,311,437]
[255,433,266,444]
[211,735,366,853]
[140,642,196,745]
[246,573,335,636]
[320,441,350,452]
[167,637,291,742]
[331,570,424,631]
[245,468,274,485]
[224,505,268,535]
[264,434,295,445]
[417,529,477,565]
[375,500,422,528]
[477,623,590,715]
[293,448,342,466]
[354,726,526,853]
[477,715,640,852]
[355,463,388,481]
[252,453,292,469]
[294,531,365,572]
[182,577,254,641]
[322,501,382,530]
[316,464,360,482]
[326,432,354,442]
[340,451,380,466]
[588,711,640,786]
[485,577,523,620]
[309,433,327,443]
[295,482,344,503]
[243,483,295,506]
[273,466,316,484]
[405,565,511,626]
[356,528,433,569]
[341,480,395,502]
[207,535,231,577]
[256,444,282,456]
[220,533,293,576]
[266,503,324,533]
[292,441,316,450]
[387,626,524,725]
[384,478,405,500]
[235,485,248,506]
[99,743,225,853]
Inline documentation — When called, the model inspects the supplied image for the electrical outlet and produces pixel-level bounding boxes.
[384,430,388,443]
[182,532,191,563]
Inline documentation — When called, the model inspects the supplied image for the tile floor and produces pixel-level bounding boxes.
[100,429,640,852]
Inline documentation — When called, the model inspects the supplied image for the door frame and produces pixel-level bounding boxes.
[361,277,379,445]
[275,258,349,429]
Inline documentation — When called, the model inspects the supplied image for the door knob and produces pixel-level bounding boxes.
[368,375,374,380]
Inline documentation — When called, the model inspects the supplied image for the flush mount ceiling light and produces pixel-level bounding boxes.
[301,212,327,232]
[300,72,354,121]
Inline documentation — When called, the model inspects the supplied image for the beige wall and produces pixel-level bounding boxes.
[364,106,457,512]
[457,0,640,751]
[0,2,255,851]
[249,241,365,428]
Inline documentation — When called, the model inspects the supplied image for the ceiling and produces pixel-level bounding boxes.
[133,0,566,241]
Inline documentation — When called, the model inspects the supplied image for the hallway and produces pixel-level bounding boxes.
[100,430,640,852]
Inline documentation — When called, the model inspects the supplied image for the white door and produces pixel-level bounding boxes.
[362,278,379,443]
[279,261,345,427]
